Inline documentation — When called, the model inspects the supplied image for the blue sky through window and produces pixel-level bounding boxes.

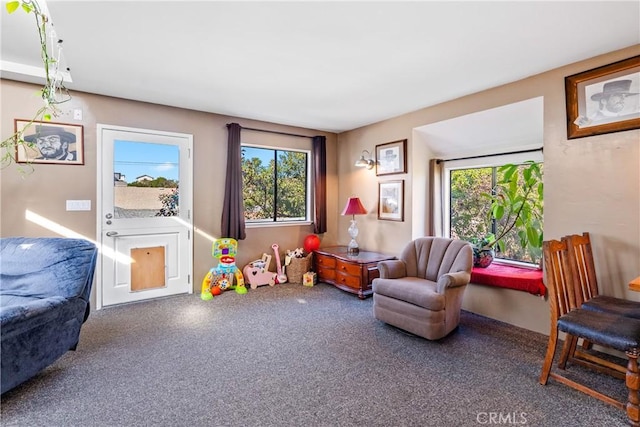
[242,146,274,165]
[114,140,179,183]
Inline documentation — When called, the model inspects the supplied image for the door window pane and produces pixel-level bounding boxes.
[113,140,179,218]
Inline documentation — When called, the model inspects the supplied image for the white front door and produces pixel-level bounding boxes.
[97,124,193,308]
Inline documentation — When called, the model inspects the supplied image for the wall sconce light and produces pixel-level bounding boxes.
[354,150,375,170]
[341,197,368,255]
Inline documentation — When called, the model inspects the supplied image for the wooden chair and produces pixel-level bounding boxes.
[564,232,640,319]
[539,238,640,426]
[561,233,640,377]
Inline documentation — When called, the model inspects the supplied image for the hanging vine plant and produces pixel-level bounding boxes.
[2,0,72,169]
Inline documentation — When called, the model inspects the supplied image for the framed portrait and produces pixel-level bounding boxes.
[565,55,640,139]
[14,119,84,165]
[378,180,404,222]
[375,139,406,176]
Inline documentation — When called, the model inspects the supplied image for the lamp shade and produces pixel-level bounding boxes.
[341,197,367,216]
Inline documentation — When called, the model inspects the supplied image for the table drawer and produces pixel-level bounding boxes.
[336,271,361,289]
[317,266,336,281]
[336,259,362,277]
[315,254,336,269]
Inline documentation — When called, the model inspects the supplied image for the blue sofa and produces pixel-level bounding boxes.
[0,237,98,394]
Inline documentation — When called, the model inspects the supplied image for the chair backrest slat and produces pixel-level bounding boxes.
[543,239,579,323]
[564,232,599,305]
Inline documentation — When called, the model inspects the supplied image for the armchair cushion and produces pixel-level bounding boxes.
[373,277,444,311]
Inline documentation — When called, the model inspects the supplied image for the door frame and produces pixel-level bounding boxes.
[95,124,193,309]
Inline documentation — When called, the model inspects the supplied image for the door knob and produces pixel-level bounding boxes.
[105,213,113,219]
[106,231,118,237]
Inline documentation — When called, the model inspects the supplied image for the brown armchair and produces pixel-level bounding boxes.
[372,237,473,340]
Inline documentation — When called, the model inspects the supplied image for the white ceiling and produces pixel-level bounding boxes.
[1,1,639,133]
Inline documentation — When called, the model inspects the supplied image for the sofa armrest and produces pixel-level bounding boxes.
[377,260,407,279]
[1,296,68,333]
[437,271,471,293]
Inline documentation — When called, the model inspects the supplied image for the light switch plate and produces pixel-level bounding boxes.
[66,200,91,211]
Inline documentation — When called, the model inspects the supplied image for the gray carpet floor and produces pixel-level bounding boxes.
[0,282,629,426]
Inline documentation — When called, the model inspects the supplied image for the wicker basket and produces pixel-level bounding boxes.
[287,253,313,284]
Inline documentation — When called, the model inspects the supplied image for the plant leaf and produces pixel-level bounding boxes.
[493,205,505,220]
[6,1,19,13]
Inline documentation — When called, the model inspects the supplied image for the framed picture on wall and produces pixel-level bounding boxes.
[565,55,640,139]
[14,119,84,165]
[378,180,404,221]
[375,139,407,176]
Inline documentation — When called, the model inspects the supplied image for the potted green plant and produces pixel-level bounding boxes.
[472,161,543,267]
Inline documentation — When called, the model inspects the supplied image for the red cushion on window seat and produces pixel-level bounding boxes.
[471,263,545,296]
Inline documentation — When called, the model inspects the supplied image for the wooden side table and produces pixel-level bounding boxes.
[313,246,395,299]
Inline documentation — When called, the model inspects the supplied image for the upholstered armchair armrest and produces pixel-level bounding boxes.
[377,260,407,279]
[437,271,471,293]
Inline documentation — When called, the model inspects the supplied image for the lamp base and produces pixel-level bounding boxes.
[347,219,360,255]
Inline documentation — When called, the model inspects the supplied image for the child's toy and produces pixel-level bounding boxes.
[303,272,316,287]
[272,243,287,284]
[303,234,321,253]
[242,254,276,289]
[201,238,247,300]
[286,247,305,261]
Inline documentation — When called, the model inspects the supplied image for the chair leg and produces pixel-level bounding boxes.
[540,327,558,385]
[559,335,577,370]
[626,350,640,427]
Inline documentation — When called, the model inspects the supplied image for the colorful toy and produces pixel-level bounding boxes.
[242,253,276,289]
[200,238,247,300]
[286,247,305,259]
[272,243,287,284]
[303,272,316,287]
[303,234,321,253]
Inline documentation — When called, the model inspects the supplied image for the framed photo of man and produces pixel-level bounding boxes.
[14,119,84,165]
[375,139,407,176]
[565,55,640,139]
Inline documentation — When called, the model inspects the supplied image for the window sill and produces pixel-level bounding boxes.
[470,262,545,297]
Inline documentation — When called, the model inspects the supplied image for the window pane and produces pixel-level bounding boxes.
[242,147,275,221]
[450,167,492,242]
[494,164,543,264]
[113,140,179,219]
[276,151,307,221]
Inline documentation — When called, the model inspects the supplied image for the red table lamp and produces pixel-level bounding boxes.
[341,197,367,254]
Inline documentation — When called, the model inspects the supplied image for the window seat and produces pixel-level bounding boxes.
[471,263,545,296]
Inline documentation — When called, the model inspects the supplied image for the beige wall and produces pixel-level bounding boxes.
[0,80,339,306]
[2,45,639,335]
[337,45,640,334]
